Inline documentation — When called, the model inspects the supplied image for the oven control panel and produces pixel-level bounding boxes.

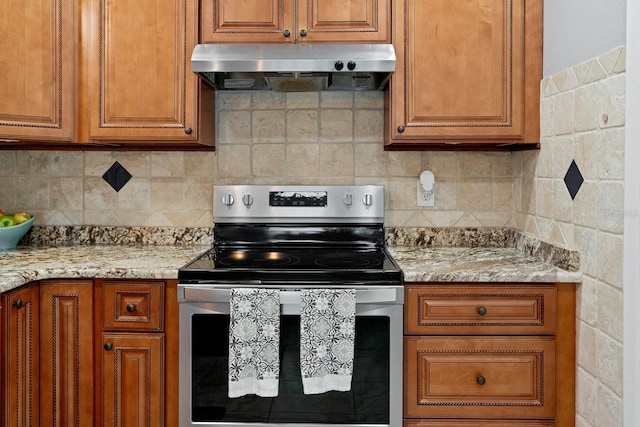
[213,185,384,223]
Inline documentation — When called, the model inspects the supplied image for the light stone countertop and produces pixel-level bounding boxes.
[0,244,210,293]
[0,224,583,293]
[388,246,582,283]
[0,242,581,294]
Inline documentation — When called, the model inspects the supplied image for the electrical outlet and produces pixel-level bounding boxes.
[417,179,435,207]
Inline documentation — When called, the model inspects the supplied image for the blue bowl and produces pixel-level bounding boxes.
[0,216,35,250]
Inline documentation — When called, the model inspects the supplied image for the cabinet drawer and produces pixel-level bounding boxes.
[103,281,164,331]
[405,421,554,426]
[404,337,555,419]
[405,285,556,335]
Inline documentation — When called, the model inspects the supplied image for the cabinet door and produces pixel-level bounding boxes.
[297,0,390,43]
[201,0,295,43]
[385,0,542,149]
[0,0,74,143]
[89,0,206,144]
[102,333,164,427]
[201,0,388,43]
[39,281,94,427]
[2,284,39,427]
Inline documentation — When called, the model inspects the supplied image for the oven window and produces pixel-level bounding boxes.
[191,314,390,424]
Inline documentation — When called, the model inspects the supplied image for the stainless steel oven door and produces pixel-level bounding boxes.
[178,284,403,427]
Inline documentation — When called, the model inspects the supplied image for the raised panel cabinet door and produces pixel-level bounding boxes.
[297,0,390,43]
[102,333,164,427]
[385,0,542,148]
[201,0,295,42]
[2,284,39,427]
[39,281,94,427]
[0,0,74,143]
[89,0,201,142]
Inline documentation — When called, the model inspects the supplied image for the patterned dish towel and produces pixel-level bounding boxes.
[228,288,280,398]
[300,289,356,394]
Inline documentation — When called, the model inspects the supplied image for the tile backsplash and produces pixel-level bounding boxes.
[0,91,516,228]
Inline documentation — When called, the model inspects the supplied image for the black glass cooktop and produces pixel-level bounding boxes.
[178,246,403,285]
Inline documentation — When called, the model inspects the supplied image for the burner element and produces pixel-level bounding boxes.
[314,252,380,268]
[216,250,301,268]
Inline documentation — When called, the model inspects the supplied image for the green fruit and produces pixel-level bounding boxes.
[0,215,16,227]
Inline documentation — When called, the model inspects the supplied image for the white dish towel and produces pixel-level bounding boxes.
[300,288,356,394]
[228,288,280,398]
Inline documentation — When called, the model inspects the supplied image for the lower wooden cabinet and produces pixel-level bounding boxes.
[1,283,40,427]
[404,283,576,426]
[404,337,555,419]
[1,278,177,427]
[101,333,164,426]
[96,279,169,427]
[40,280,94,427]
[405,421,554,427]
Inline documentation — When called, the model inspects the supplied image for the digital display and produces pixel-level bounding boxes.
[269,191,327,207]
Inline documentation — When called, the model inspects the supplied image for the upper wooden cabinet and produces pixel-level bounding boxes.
[0,0,215,149]
[0,0,74,143]
[385,0,542,150]
[87,0,213,147]
[201,0,390,43]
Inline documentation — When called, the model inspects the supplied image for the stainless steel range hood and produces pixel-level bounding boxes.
[191,44,395,92]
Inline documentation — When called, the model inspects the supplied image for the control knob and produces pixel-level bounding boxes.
[362,193,373,206]
[242,194,254,206]
[347,61,357,71]
[334,61,344,71]
[343,193,354,206]
[222,193,235,206]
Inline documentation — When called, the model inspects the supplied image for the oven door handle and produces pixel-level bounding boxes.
[178,285,402,305]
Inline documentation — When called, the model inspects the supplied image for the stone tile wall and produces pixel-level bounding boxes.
[0,91,516,228]
[514,46,626,426]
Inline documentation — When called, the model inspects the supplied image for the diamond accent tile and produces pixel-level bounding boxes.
[564,160,584,200]
[102,161,132,192]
